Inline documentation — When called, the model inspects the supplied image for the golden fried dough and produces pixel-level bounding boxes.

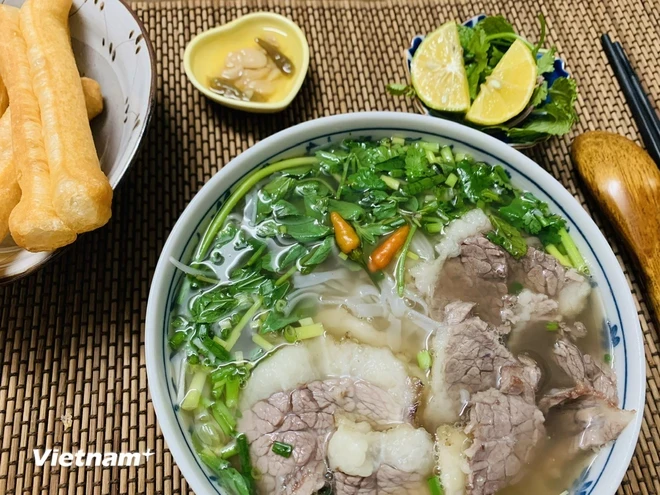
[21,0,112,233]
[0,5,76,252]
[81,77,104,121]
[0,113,20,241]
[0,77,104,242]
[0,75,8,117]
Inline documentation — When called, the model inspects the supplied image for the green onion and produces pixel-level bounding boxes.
[440,146,454,164]
[604,353,612,364]
[202,337,231,360]
[195,156,319,261]
[252,334,274,351]
[221,441,239,459]
[298,317,314,326]
[245,244,267,266]
[396,224,417,296]
[211,401,236,436]
[284,325,298,343]
[225,376,240,409]
[236,433,257,494]
[213,336,228,347]
[391,136,405,145]
[296,323,325,340]
[419,141,440,152]
[274,299,287,312]
[406,250,419,261]
[338,252,348,260]
[272,441,293,458]
[427,476,445,495]
[444,172,458,188]
[275,265,297,287]
[558,228,589,275]
[181,370,208,411]
[545,243,572,268]
[454,151,467,162]
[224,297,263,351]
[508,281,524,295]
[545,321,559,332]
[417,350,432,370]
[425,149,437,164]
[380,174,401,190]
[169,332,188,351]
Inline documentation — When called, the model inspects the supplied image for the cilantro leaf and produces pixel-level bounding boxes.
[477,15,515,36]
[498,192,566,245]
[516,77,578,136]
[529,80,549,107]
[404,145,433,181]
[536,47,557,75]
[386,83,416,97]
[486,215,528,259]
[347,168,387,191]
[458,25,490,100]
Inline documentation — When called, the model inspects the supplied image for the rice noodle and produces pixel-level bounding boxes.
[283,291,321,316]
[410,232,436,261]
[169,256,217,280]
[406,308,442,334]
[171,351,188,406]
[292,269,352,288]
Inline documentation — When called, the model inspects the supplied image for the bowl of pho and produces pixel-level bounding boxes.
[146,112,644,495]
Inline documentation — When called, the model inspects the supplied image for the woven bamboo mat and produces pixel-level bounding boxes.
[1,0,659,493]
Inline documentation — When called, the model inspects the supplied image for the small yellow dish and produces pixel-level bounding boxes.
[183,12,309,113]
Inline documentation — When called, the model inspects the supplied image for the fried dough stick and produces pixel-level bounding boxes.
[0,75,8,116]
[0,78,105,242]
[21,0,112,233]
[0,5,76,251]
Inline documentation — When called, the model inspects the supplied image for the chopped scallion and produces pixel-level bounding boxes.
[440,146,454,164]
[559,228,589,274]
[223,297,263,351]
[181,370,208,411]
[252,333,274,351]
[298,317,314,326]
[417,350,432,370]
[406,250,419,260]
[546,243,572,267]
[284,325,298,343]
[296,323,325,340]
[390,136,405,145]
[419,141,440,152]
[545,321,559,332]
[380,174,401,190]
[427,476,445,495]
[444,172,458,188]
[272,441,293,458]
[338,252,348,260]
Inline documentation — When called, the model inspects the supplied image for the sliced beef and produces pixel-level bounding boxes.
[513,246,591,318]
[545,395,635,453]
[238,377,414,495]
[464,389,546,495]
[424,301,541,428]
[328,420,434,494]
[539,338,618,413]
[431,236,509,325]
[424,301,519,427]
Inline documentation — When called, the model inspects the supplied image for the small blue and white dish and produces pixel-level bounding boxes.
[405,14,571,149]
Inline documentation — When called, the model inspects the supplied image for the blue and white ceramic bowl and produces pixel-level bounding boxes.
[0,0,155,283]
[405,15,570,149]
[146,112,645,495]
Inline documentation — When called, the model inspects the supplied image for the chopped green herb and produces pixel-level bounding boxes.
[272,441,294,458]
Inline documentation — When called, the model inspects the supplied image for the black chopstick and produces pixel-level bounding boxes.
[612,41,660,144]
[601,34,660,166]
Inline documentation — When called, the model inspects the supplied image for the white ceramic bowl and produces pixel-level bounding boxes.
[145,112,645,495]
[0,0,155,283]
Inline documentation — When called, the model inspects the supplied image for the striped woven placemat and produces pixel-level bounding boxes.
[1,0,658,493]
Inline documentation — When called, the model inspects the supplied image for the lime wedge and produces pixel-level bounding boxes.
[411,22,471,113]
[465,39,537,126]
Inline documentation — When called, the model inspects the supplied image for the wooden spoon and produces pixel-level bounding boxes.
[572,131,660,324]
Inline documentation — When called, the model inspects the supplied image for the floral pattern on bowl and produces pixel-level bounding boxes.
[0,0,156,284]
[405,14,571,149]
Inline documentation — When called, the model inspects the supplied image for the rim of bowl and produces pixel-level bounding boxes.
[0,0,157,286]
[183,12,310,113]
[146,111,645,495]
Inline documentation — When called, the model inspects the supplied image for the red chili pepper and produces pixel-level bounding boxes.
[367,224,410,272]
[330,212,360,254]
